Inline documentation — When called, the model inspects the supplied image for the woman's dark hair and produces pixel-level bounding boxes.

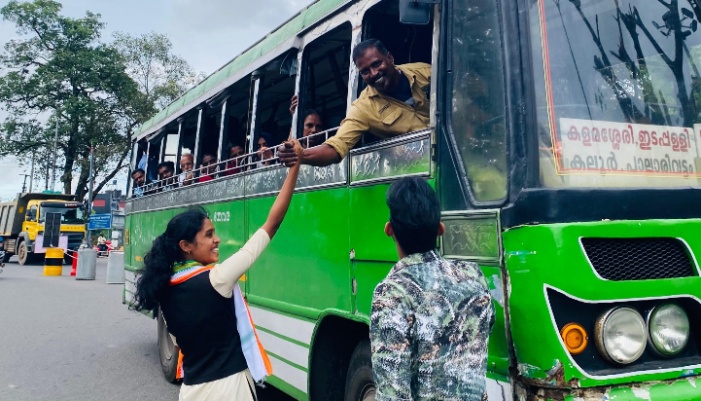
[302,109,322,122]
[132,206,209,312]
[386,177,441,255]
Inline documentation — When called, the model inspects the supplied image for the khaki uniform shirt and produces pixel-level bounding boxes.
[325,62,431,159]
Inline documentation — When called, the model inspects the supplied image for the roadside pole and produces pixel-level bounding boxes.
[87,145,94,246]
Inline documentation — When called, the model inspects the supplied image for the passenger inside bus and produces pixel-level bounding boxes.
[197,153,218,182]
[222,144,245,176]
[279,39,430,167]
[157,161,177,192]
[289,95,324,148]
[255,132,276,168]
[179,154,196,186]
[131,168,150,198]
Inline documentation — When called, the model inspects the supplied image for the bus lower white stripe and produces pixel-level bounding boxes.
[249,306,315,345]
[269,354,308,393]
[258,330,309,369]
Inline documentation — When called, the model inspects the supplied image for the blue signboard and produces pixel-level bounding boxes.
[88,214,112,231]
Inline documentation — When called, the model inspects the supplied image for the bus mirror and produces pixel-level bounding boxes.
[399,0,438,25]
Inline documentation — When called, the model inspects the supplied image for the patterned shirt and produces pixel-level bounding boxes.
[370,250,494,401]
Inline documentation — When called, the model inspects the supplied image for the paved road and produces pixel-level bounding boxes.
[0,256,293,401]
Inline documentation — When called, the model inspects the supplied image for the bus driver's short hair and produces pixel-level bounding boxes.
[352,39,389,62]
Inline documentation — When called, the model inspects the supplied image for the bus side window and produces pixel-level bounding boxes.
[251,49,298,153]
[355,0,433,149]
[298,22,352,147]
[361,0,433,83]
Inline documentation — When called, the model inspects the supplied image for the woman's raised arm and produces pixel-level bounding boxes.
[261,139,303,239]
[209,140,304,296]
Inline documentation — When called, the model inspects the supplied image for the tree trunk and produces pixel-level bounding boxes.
[61,119,80,195]
[74,162,90,200]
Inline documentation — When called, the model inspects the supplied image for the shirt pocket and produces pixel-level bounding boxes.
[381,108,403,127]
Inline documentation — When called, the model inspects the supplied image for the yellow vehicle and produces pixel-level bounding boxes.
[0,193,86,265]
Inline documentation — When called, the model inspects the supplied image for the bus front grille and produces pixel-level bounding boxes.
[581,238,696,281]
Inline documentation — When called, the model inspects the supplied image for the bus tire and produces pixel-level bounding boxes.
[344,340,376,401]
[157,307,181,383]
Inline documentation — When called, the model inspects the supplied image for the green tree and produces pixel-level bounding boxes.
[0,0,145,199]
[114,31,205,110]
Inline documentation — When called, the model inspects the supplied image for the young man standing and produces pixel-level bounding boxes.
[371,177,494,400]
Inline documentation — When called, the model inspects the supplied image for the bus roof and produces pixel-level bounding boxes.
[134,0,349,142]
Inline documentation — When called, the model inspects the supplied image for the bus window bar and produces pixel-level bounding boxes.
[132,127,340,198]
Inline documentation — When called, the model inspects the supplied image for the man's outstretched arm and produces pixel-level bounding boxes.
[278,143,341,167]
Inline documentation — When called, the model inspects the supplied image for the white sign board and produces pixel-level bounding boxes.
[556,118,699,176]
[34,234,69,254]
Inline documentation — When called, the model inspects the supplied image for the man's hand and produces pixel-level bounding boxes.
[278,140,301,167]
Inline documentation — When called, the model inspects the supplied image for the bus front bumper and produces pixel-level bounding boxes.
[555,376,701,401]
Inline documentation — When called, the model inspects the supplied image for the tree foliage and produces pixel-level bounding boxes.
[114,31,204,110]
[0,0,201,199]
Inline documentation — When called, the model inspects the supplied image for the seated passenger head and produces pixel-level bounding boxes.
[352,39,400,95]
[201,153,217,173]
[229,144,244,159]
[157,161,175,179]
[302,109,323,147]
[180,154,194,172]
[302,109,323,137]
[131,168,146,186]
[384,176,444,256]
[257,132,273,150]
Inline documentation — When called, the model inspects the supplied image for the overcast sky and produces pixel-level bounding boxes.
[0,0,314,201]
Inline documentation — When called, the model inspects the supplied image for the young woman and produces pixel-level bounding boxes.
[134,140,303,400]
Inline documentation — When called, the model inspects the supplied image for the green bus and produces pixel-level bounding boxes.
[124,0,701,399]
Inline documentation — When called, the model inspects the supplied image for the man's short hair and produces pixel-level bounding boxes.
[131,168,145,178]
[157,161,174,173]
[352,39,389,62]
[386,177,441,255]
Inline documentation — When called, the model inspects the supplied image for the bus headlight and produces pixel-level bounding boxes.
[647,303,690,357]
[595,307,647,364]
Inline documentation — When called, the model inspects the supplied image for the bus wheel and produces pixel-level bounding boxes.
[345,340,376,401]
[157,307,180,383]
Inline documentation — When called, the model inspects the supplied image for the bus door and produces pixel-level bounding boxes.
[348,0,435,318]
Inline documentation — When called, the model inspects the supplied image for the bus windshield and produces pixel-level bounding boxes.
[532,0,701,189]
[39,207,84,225]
